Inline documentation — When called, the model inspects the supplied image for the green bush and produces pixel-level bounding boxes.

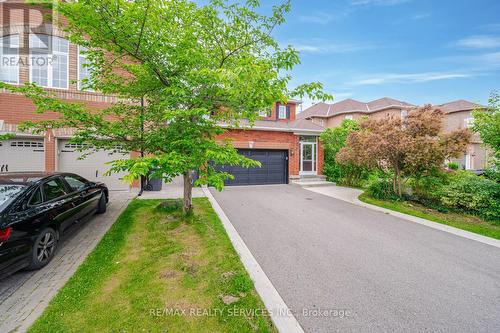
[447,162,459,170]
[440,171,500,221]
[367,176,400,200]
[408,170,450,210]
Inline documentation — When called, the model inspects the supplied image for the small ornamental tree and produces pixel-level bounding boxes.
[337,105,471,197]
[0,0,331,214]
[473,91,500,166]
[320,119,370,186]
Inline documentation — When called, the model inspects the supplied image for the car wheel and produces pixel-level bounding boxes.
[28,228,58,270]
[96,192,107,214]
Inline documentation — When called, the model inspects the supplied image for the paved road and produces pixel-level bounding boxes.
[211,185,500,333]
[0,191,134,333]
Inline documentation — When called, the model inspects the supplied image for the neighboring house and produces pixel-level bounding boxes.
[438,100,489,171]
[0,1,324,189]
[298,97,490,170]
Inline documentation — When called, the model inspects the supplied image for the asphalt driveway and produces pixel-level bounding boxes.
[210,185,500,333]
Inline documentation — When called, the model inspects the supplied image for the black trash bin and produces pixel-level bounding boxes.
[144,169,163,191]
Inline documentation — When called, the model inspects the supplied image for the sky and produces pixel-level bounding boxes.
[267,0,500,108]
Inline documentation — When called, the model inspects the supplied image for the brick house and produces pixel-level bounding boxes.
[298,97,491,170]
[0,1,324,190]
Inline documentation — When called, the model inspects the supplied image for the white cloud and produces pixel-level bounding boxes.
[298,12,338,25]
[290,39,377,54]
[350,72,472,85]
[411,13,431,20]
[351,0,411,6]
[454,35,500,49]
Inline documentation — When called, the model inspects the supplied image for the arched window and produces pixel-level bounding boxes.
[29,34,69,89]
[0,35,19,84]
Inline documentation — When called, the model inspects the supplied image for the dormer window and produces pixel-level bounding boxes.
[278,105,287,119]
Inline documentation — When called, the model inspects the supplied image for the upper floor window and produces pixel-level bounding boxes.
[0,35,19,84]
[259,109,270,117]
[400,109,408,120]
[278,105,287,119]
[464,117,474,128]
[78,46,93,91]
[29,34,69,89]
[344,114,353,120]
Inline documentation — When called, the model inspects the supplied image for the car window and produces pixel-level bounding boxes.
[0,185,25,212]
[29,187,43,206]
[63,175,87,192]
[42,179,67,201]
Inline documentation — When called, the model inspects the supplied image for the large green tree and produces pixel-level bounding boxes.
[1,0,331,213]
[473,91,500,166]
[337,106,471,196]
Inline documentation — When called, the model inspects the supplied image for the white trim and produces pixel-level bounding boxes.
[299,141,317,176]
[278,105,287,119]
[202,187,305,333]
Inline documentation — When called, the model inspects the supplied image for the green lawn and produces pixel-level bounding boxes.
[358,193,500,240]
[29,198,276,333]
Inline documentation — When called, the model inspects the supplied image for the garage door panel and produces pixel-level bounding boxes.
[57,140,130,191]
[216,149,287,186]
[0,139,45,172]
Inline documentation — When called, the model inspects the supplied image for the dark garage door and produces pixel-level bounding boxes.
[216,149,288,186]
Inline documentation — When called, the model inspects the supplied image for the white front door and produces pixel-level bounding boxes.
[300,142,317,175]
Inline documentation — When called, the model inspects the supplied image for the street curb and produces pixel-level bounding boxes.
[202,187,305,333]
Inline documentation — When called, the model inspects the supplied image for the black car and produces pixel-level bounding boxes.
[0,172,108,278]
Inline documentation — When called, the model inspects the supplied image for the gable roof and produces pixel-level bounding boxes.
[297,97,414,119]
[437,100,484,113]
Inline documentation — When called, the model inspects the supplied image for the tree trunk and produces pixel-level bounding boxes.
[183,170,193,215]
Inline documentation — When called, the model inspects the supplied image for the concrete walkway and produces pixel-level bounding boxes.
[210,184,500,333]
[0,191,134,333]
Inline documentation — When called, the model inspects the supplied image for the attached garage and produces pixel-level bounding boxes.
[57,140,130,190]
[0,138,45,172]
[216,149,288,186]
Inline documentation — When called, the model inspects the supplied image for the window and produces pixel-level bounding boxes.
[63,175,88,191]
[258,110,270,117]
[278,105,287,119]
[401,110,408,119]
[78,46,93,90]
[42,178,67,201]
[319,119,324,126]
[29,187,43,206]
[344,114,353,120]
[11,141,44,148]
[464,117,474,128]
[0,35,19,84]
[29,34,69,89]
